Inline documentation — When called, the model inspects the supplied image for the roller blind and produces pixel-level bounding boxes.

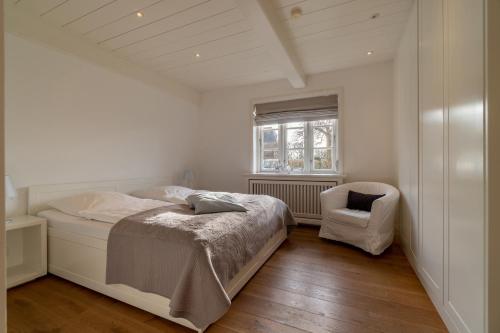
[254,95,338,125]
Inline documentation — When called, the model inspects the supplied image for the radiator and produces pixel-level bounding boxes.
[248,178,338,225]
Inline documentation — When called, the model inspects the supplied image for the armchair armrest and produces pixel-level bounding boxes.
[320,186,348,214]
[370,191,400,226]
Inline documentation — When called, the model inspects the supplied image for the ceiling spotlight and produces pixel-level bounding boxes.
[370,13,380,19]
[195,53,201,58]
[291,7,302,19]
[367,50,374,56]
[136,12,144,18]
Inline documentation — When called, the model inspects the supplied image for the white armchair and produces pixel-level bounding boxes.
[319,182,400,255]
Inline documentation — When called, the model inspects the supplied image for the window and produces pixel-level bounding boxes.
[257,118,338,174]
[253,94,340,174]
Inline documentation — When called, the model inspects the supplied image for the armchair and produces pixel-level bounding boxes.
[319,182,400,255]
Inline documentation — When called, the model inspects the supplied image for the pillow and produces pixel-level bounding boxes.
[131,186,195,204]
[186,192,247,215]
[48,191,167,223]
[346,190,385,212]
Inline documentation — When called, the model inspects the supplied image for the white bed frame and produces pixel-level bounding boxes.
[28,178,287,332]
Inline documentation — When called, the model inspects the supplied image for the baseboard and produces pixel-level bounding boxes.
[400,243,463,333]
[294,217,321,225]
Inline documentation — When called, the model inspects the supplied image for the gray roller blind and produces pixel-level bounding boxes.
[254,95,338,125]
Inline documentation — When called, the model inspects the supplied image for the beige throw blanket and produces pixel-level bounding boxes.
[106,194,295,329]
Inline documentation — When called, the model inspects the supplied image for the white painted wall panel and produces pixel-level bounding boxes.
[487,2,500,331]
[446,1,485,331]
[418,0,444,300]
[396,1,487,332]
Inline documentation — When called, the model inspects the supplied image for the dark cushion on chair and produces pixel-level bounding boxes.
[346,190,385,212]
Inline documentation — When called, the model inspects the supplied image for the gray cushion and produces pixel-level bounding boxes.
[186,192,247,215]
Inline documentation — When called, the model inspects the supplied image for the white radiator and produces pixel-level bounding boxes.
[248,178,338,225]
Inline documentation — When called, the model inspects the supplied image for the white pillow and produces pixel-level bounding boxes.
[131,186,195,204]
[48,191,168,223]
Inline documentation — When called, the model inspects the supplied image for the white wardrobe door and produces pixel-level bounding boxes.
[419,0,444,300]
[447,0,485,331]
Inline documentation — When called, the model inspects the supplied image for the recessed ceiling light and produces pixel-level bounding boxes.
[195,53,201,58]
[370,13,380,19]
[136,12,144,18]
[367,50,374,56]
[291,7,302,19]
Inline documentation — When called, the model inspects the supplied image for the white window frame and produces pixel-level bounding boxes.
[256,119,339,174]
[251,89,344,176]
[258,124,284,173]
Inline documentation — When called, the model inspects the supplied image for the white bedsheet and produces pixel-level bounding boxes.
[38,209,113,240]
[48,191,171,223]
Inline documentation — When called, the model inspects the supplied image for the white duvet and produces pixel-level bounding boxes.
[48,191,171,223]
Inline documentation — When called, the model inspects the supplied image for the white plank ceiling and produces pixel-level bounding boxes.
[9,0,413,91]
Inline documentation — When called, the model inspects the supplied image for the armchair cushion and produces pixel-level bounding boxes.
[328,208,370,228]
[346,190,385,212]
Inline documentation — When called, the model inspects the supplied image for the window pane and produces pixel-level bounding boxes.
[313,126,333,148]
[258,119,338,174]
[263,126,279,149]
[314,148,333,170]
[286,122,304,128]
[287,149,304,171]
[263,159,280,169]
[262,150,279,170]
[287,128,304,148]
[263,150,279,160]
[311,119,334,126]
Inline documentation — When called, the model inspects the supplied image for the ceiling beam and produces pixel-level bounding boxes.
[235,0,306,88]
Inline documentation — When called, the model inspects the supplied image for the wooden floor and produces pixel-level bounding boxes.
[7,226,448,333]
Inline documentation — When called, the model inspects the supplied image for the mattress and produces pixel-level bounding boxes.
[38,209,112,240]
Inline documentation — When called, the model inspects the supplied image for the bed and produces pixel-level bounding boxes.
[28,179,292,332]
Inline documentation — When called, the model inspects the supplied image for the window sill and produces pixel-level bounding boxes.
[244,173,344,182]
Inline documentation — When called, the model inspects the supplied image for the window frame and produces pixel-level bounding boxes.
[258,124,284,172]
[256,119,338,174]
[284,122,307,173]
[311,121,338,172]
[251,89,343,176]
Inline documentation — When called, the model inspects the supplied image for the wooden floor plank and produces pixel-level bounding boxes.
[250,269,445,330]
[258,262,432,308]
[7,226,448,333]
[213,310,308,333]
[231,292,374,333]
[243,280,445,333]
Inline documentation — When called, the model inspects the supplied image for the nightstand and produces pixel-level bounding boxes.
[6,215,47,288]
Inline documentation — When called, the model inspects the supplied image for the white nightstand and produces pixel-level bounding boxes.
[6,215,47,288]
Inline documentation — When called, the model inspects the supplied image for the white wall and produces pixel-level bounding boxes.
[5,33,200,216]
[394,2,418,262]
[197,61,395,193]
